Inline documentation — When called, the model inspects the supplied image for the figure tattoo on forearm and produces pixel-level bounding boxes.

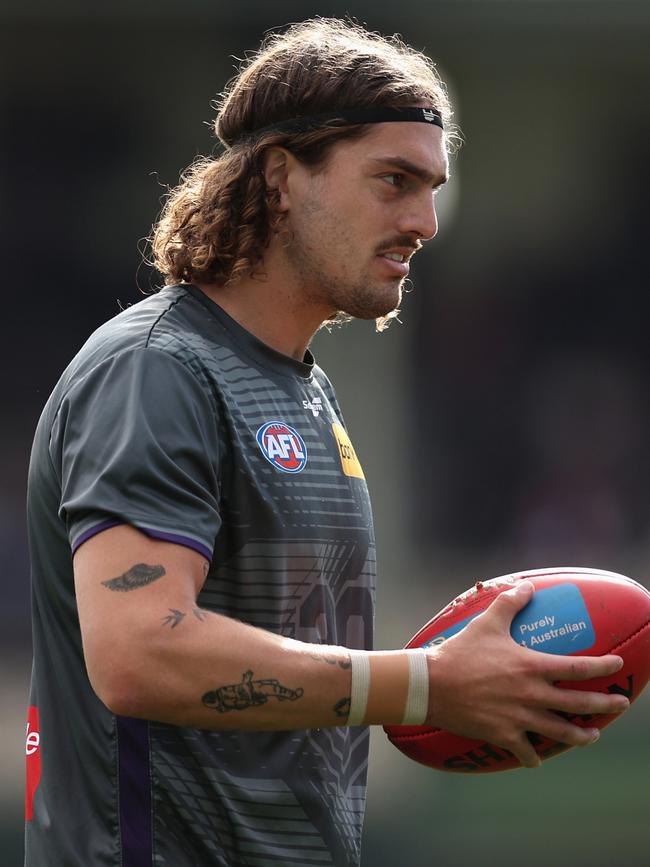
[101,563,165,592]
[202,670,304,713]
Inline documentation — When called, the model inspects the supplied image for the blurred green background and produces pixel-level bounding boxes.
[2,1,649,864]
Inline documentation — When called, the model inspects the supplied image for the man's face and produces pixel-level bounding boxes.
[283,122,449,322]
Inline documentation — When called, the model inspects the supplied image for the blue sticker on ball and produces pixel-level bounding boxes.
[422,583,595,654]
[511,584,595,654]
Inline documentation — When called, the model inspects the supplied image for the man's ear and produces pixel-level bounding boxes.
[262,147,294,213]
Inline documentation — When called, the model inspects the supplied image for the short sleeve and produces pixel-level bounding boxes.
[50,347,221,560]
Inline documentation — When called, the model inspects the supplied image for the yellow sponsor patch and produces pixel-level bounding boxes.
[332,422,365,480]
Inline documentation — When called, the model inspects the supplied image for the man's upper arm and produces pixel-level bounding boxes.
[51,347,221,710]
[73,524,209,711]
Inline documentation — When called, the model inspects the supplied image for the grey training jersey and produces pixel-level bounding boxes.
[25,284,376,866]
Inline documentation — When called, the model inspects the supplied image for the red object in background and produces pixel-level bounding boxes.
[385,568,650,773]
[25,705,41,820]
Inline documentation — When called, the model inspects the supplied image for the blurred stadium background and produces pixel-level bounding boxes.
[2,1,649,864]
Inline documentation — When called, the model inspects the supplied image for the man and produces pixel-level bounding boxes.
[25,18,627,867]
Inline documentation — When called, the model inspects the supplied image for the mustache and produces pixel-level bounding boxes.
[375,236,422,256]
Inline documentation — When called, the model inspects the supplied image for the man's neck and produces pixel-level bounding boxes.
[195,253,333,361]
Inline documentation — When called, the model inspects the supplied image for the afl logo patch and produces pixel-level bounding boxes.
[256,421,308,473]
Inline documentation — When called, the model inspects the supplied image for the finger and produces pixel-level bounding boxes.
[543,686,630,717]
[504,733,541,769]
[543,654,624,682]
[481,580,535,630]
[525,711,602,748]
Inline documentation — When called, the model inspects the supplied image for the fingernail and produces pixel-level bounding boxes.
[589,728,600,743]
[517,580,534,595]
[614,656,624,671]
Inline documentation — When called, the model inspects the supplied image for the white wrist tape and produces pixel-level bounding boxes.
[347,650,429,726]
[402,650,429,725]
[347,652,371,726]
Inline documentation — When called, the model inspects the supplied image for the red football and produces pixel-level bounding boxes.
[384,567,650,773]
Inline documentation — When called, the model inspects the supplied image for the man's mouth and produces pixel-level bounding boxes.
[377,252,411,275]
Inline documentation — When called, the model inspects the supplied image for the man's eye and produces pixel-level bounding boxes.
[383,174,404,187]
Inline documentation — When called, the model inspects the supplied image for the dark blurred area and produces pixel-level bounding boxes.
[2,2,649,865]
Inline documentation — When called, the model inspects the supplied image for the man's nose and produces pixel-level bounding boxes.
[398,193,439,242]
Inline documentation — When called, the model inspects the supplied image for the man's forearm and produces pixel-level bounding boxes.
[92,604,364,729]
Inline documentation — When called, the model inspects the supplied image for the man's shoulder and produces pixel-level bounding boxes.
[36,287,205,422]
[60,285,185,370]
[64,285,223,389]
[85,284,193,360]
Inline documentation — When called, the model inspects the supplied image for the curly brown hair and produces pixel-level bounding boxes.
[151,18,457,291]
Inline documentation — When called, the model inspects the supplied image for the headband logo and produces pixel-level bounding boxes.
[422,109,439,124]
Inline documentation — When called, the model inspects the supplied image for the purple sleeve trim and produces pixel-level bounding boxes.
[116,716,152,866]
[72,520,213,561]
[140,527,213,561]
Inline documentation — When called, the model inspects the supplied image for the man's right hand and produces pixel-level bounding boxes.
[424,580,630,768]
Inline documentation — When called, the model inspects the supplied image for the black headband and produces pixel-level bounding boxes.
[233,106,444,144]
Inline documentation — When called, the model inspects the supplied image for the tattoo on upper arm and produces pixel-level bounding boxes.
[101,563,166,592]
[162,609,186,629]
[202,671,304,713]
[309,652,352,670]
[334,696,351,718]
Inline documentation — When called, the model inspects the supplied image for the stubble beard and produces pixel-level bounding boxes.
[284,225,403,323]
